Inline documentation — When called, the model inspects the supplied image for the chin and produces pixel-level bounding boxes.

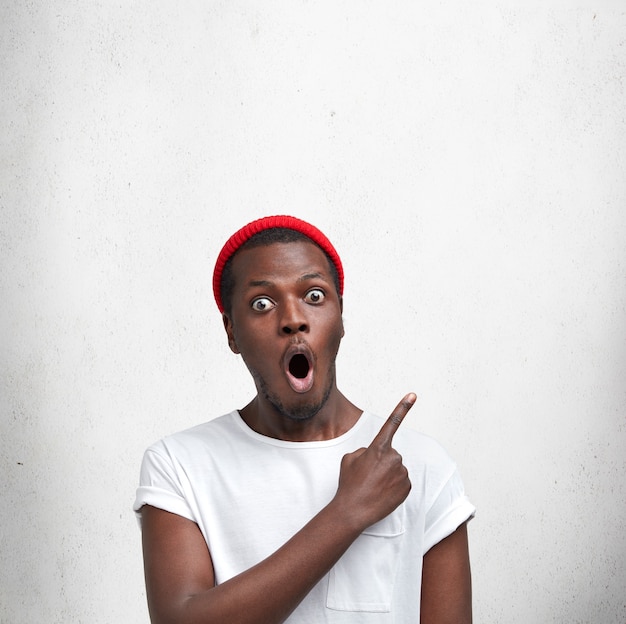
[274,403,320,422]
[267,388,329,422]
[265,380,334,423]
[251,361,337,423]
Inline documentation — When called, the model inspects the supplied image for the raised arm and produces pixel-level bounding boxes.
[141,394,416,624]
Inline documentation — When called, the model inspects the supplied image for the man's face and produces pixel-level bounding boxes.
[223,240,344,421]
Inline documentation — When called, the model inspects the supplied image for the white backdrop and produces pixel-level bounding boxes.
[1,3,625,623]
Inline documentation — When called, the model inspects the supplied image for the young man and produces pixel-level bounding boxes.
[134,215,475,624]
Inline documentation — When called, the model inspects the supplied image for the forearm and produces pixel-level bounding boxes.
[149,500,362,624]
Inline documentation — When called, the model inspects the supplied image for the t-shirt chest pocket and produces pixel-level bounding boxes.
[326,509,405,613]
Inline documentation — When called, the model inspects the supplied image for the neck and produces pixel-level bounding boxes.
[239,389,362,442]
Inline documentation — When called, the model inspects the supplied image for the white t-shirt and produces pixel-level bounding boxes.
[134,411,475,623]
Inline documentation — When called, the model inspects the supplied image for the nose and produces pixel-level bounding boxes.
[281,298,309,335]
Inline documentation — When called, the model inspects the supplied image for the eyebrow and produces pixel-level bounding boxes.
[245,272,330,289]
[298,272,328,283]
[247,279,274,288]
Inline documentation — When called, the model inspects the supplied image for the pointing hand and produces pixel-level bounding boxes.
[335,394,416,532]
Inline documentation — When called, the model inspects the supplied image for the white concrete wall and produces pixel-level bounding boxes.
[1,3,624,622]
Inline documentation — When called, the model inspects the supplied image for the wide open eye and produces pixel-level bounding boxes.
[250,297,275,312]
[304,289,325,305]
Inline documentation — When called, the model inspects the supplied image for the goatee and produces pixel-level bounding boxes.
[256,366,335,422]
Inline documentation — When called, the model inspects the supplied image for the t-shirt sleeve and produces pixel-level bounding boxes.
[133,444,196,526]
[422,465,475,554]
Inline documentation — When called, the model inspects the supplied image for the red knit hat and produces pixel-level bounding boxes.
[213,215,344,313]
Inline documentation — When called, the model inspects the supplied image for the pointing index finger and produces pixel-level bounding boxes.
[372,393,416,448]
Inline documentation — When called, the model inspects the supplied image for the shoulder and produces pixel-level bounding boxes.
[361,412,462,502]
[143,411,242,461]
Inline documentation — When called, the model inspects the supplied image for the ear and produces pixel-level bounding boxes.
[339,296,345,338]
[222,313,240,354]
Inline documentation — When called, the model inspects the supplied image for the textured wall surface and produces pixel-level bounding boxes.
[1,3,625,623]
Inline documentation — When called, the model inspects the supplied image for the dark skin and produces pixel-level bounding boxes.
[141,241,472,624]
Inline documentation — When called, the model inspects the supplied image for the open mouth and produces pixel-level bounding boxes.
[284,347,314,393]
[289,353,310,379]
